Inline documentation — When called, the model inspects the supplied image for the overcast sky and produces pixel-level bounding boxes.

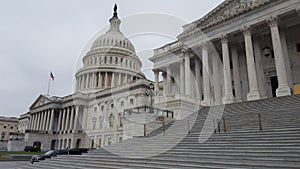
[0,0,223,117]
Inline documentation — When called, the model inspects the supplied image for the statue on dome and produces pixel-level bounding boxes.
[114,4,117,13]
[113,4,118,17]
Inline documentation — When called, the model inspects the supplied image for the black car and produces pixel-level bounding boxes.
[24,146,40,152]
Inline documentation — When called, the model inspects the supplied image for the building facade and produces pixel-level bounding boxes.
[11,7,151,151]
[151,0,300,113]
[0,116,18,141]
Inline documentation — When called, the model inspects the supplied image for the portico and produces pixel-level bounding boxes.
[151,0,300,109]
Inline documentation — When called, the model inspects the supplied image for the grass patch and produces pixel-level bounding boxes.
[0,151,43,161]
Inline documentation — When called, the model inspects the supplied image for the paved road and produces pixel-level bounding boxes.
[0,161,29,169]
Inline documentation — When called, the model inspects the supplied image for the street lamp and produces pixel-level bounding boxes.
[145,83,155,113]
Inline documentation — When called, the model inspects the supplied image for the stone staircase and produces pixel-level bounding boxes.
[22,95,300,169]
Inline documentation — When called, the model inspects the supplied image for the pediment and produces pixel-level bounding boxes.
[30,95,52,109]
[179,0,271,38]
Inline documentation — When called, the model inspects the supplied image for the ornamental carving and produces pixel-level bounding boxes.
[241,25,252,36]
[198,0,270,30]
[266,16,279,27]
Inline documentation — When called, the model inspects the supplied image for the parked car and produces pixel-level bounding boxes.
[24,146,40,152]
[30,155,45,163]
[30,148,87,163]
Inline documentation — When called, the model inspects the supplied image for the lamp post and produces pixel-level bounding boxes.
[145,83,155,113]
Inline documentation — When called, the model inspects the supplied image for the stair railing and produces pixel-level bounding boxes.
[258,113,262,131]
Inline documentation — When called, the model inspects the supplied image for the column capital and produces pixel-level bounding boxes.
[200,41,209,49]
[219,34,228,44]
[152,69,159,74]
[266,16,279,28]
[241,25,252,36]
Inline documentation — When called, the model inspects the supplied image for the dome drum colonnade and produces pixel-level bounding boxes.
[75,6,145,92]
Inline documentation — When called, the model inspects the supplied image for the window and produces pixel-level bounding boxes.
[109,114,114,128]
[119,137,122,142]
[3,126,6,129]
[125,59,128,66]
[104,57,107,64]
[110,57,113,64]
[99,57,102,64]
[121,101,124,106]
[10,126,13,129]
[94,107,97,112]
[297,43,300,53]
[130,99,133,105]
[115,57,118,64]
[120,58,123,65]
[101,106,104,111]
[111,104,114,109]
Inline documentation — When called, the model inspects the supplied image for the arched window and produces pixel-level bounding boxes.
[104,57,107,64]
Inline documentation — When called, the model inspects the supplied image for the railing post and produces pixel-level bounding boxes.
[218,121,221,133]
[144,124,146,136]
[258,113,262,131]
[188,120,190,134]
[213,119,216,133]
[223,117,227,133]
[163,118,165,135]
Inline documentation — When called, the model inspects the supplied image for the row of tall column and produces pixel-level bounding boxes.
[28,109,54,132]
[57,106,77,134]
[76,72,136,90]
[153,15,291,105]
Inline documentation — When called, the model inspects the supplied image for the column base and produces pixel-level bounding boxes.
[247,90,260,101]
[222,94,234,104]
[276,85,291,97]
[201,99,211,107]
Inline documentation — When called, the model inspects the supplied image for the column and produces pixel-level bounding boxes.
[153,70,159,93]
[98,72,102,88]
[253,38,267,98]
[32,114,36,131]
[86,74,90,89]
[91,73,95,88]
[73,106,79,131]
[242,25,260,101]
[162,72,167,96]
[118,73,122,86]
[61,108,66,132]
[36,112,41,131]
[104,72,108,88]
[64,107,70,132]
[212,53,221,105]
[166,65,172,95]
[201,42,211,106]
[49,109,54,132]
[81,75,85,89]
[280,29,293,88]
[220,34,234,104]
[124,74,128,84]
[180,61,185,96]
[231,45,242,102]
[267,16,291,96]
[30,114,34,130]
[111,73,115,87]
[184,51,191,97]
[69,107,74,131]
[57,109,62,132]
[195,58,202,100]
[45,110,50,131]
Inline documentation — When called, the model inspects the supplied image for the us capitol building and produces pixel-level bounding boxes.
[10,0,300,151]
[9,6,152,151]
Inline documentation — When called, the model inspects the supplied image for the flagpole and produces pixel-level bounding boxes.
[47,74,51,96]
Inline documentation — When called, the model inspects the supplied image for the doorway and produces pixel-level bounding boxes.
[270,76,278,97]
